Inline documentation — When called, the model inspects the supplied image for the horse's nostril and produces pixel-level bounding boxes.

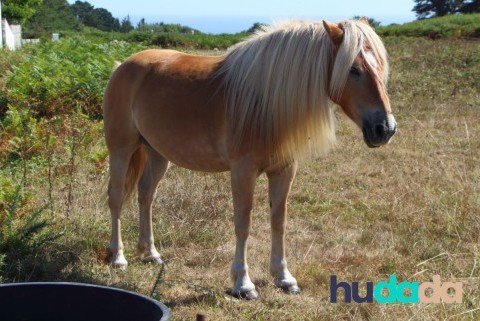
[374,124,386,138]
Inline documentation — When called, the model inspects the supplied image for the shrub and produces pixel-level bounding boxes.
[5,38,147,119]
[378,13,480,38]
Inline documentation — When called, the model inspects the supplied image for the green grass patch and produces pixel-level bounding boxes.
[378,13,480,38]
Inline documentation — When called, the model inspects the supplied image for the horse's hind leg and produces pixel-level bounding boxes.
[108,146,140,269]
[267,162,300,294]
[137,145,169,264]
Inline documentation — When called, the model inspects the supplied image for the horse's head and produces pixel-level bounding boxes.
[323,20,396,148]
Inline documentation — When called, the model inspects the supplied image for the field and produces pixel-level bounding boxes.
[1,30,480,320]
[377,13,480,38]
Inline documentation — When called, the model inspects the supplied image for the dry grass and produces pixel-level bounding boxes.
[5,37,480,320]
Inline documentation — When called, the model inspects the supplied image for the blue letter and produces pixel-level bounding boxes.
[330,275,351,303]
[352,281,374,303]
[397,281,419,304]
[374,275,398,304]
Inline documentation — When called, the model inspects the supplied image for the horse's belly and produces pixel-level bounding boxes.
[150,135,230,172]
[136,113,230,172]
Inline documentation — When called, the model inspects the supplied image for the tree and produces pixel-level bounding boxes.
[71,1,120,32]
[137,18,145,30]
[412,0,476,19]
[245,22,266,34]
[26,0,81,36]
[89,8,120,31]
[459,0,480,13]
[70,1,94,22]
[119,15,134,33]
[353,16,381,28]
[2,0,43,24]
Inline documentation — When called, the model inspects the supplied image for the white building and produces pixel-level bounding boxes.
[0,1,3,47]
[0,2,22,50]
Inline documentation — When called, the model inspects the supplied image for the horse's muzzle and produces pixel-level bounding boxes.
[362,111,396,148]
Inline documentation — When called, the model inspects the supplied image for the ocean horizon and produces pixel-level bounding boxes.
[129,14,416,34]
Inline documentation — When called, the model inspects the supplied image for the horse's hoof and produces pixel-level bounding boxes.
[142,255,164,265]
[229,288,259,300]
[282,284,301,295]
[110,261,128,271]
[243,289,259,300]
[109,251,128,270]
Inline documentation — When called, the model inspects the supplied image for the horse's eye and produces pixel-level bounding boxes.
[350,66,361,77]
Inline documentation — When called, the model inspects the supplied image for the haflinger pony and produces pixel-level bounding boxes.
[103,19,396,300]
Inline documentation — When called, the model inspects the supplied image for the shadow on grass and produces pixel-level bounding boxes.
[0,235,142,291]
[0,240,78,283]
[0,185,109,287]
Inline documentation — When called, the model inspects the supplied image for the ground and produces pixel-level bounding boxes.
[2,37,479,320]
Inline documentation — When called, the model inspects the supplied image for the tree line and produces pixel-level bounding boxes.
[1,0,199,37]
[1,0,479,37]
[414,0,479,19]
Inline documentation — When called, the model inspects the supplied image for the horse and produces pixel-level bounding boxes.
[103,18,396,300]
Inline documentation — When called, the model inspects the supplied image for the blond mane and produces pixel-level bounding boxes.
[217,19,388,164]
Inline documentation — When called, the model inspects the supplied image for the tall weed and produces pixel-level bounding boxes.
[0,181,61,282]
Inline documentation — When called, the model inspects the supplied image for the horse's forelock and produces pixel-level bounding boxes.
[330,20,389,100]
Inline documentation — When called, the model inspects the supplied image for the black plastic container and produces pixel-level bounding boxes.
[0,282,170,321]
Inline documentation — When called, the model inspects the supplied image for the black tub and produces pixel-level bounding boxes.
[0,282,170,321]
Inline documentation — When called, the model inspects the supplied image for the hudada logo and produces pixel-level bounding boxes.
[330,275,463,304]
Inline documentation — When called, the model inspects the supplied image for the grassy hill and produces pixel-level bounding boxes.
[378,13,480,38]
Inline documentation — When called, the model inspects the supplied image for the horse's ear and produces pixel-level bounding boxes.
[322,20,344,46]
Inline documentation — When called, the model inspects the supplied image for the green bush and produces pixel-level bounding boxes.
[5,38,147,119]
[378,13,480,38]
[149,32,246,49]
[0,49,30,117]
[64,27,247,50]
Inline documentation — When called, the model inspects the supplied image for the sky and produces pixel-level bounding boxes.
[66,0,418,34]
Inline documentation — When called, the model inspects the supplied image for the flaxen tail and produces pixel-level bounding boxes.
[124,146,148,200]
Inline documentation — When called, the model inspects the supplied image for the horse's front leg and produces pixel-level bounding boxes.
[229,160,258,300]
[267,162,300,294]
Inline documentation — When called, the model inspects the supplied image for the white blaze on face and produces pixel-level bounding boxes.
[387,113,396,131]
